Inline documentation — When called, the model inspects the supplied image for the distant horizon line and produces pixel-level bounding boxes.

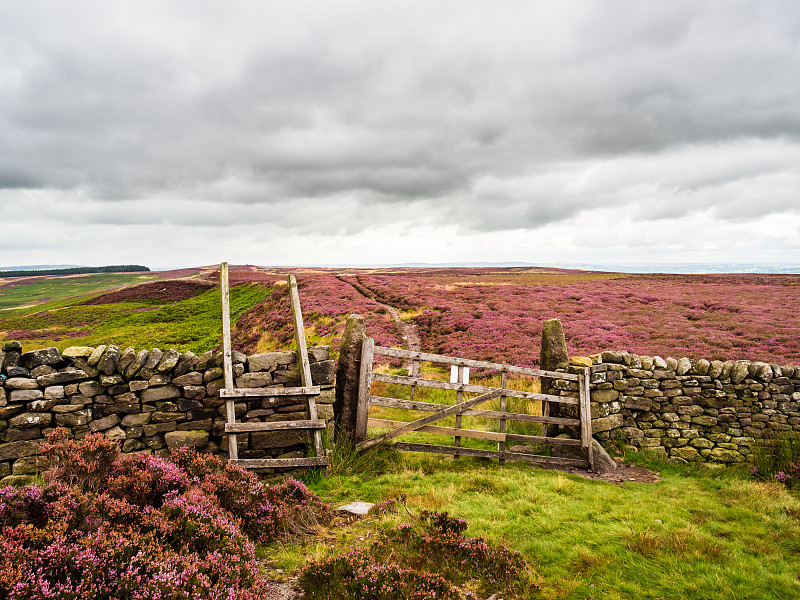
[3,261,799,275]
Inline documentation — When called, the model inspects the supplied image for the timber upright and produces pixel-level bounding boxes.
[218,263,330,470]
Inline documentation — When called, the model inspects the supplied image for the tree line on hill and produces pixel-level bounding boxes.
[0,265,150,277]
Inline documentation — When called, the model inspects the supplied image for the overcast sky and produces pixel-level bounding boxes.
[2,1,799,270]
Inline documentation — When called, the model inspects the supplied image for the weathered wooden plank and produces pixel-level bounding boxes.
[505,433,582,446]
[541,394,551,438]
[220,262,238,461]
[230,457,330,469]
[225,419,326,433]
[371,373,579,405]
[288,273,325,460]
[220,386,320,398]
[498,370,507,464]
[409,357,420,401]
[367,418,506,442]
[356,389,502,451]
[356,337,375,439]
[372,346,579,380]
[368,396,581,426]
[454,365,464,458]
[580,368,595,471]
[390,442,588,468]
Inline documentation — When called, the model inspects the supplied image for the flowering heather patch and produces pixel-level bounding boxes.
[300,549,463,600]
[186,265,800,366]
[0,431,330,599]
[80,279,215,305]
[354,269,800,366]
[300,506,528,599]
[233,272,403,354]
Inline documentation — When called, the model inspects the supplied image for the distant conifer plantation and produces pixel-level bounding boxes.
[0,265,150,277]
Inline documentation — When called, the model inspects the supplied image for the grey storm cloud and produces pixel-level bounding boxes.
[1,0,799,247]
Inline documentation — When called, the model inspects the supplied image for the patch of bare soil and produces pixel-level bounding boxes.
[80,280,215,305]
[552,458,660,485]
[263,578,302,599]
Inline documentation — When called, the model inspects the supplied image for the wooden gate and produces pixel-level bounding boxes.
[355,342,594,470]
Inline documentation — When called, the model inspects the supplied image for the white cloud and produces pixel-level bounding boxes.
[1,0,799,267]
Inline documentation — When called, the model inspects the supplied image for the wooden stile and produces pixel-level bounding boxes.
[219,267,329,470]
[225,419,326,433]
[220,386,320,398]
[231,457,329,469]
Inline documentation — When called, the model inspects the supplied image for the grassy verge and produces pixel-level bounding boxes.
[269,453,800,599]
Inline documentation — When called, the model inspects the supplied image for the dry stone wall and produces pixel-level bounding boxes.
[0,341,335,484]
[558,350,800,464]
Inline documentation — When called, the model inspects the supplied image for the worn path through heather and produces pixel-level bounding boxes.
[336,275,421,353]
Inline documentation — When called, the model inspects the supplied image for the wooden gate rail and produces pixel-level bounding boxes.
[220,264,329,470]
[356,341,594,470]
[368,397,580,427]
[372,346,581,380]
[391,443,587,468]
[370,372,580,405]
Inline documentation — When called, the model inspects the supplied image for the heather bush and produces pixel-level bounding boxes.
[106,451,190,507]
[0,430,331,599]
[301,549,464,600]
[300,505,528,599]
[41,429,119,493]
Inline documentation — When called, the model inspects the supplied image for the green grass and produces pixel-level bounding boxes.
[0,284,271,354]
[274,454,800,599]
[0,272,158,311]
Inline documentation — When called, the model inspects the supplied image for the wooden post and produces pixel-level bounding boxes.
[454,365,464,458]
[498,369,507,464]
[409,357,420,401]
[356,337,374,440]
[288,274,326,460]
[580,367,594,471]
[220,262,238,461]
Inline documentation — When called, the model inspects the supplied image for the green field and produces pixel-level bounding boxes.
[0,275,270,353]
[0,272,158,311]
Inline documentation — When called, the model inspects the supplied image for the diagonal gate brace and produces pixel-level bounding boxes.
[356,389,502,452]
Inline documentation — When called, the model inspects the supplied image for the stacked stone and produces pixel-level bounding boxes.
[565,349,800,464]
[0,341,335,484]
